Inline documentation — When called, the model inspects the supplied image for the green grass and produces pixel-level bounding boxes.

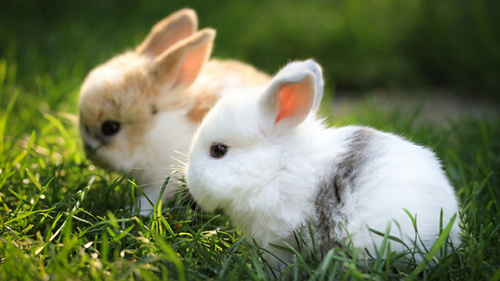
[1,53,499,280]
[1,1,500,280]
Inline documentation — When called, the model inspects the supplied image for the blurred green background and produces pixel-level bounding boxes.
[1,0,500,102]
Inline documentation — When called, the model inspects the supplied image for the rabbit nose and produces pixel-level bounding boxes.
[83,142,92,156]
[94,133,109,144]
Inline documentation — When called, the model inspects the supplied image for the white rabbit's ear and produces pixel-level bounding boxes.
[259,70,316,132]
[150,28,215,89]
[275,59,324,110]
[136,9,198,56]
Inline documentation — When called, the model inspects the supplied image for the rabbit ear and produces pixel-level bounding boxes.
[259,71,316,132]
[275,59,324,110]
[150,28,215,89]
[136,9,198,56]
[258,60,323,133]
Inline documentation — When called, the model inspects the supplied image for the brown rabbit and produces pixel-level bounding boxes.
[79,9,270,215]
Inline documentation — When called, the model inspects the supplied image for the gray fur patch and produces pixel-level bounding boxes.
[313,128,376,252]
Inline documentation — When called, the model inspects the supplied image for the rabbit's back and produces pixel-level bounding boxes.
[314,126,460,257]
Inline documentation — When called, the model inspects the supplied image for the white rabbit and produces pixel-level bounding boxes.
[79,9,269,216]
[186,59,460,270]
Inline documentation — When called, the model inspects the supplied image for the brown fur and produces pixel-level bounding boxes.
[79,52,159,153]
[186,88,220,123]
[186,59,270,123]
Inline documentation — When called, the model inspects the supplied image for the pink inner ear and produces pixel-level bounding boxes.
[177,44,208,86]
[275,83,311,123]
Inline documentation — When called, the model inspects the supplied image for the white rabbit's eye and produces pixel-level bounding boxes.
[101,121,120,136]
[210,143,228,159]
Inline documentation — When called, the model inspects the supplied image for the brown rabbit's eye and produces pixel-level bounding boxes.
[101,121,120,136]
[210,143,228,159]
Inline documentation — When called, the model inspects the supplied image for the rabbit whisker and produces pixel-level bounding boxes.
[170,156,188,167]
[130,166,178,170]
[172,150,189,157]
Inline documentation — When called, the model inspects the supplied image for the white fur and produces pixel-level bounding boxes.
[130,110,196,210]
[186,60,460,269]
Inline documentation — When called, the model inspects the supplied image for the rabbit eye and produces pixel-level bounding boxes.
[210,143,228,159]
[101,121,120,136]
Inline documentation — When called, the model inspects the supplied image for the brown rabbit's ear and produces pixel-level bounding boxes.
[136,9,198,56]
[151,28,216,89]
